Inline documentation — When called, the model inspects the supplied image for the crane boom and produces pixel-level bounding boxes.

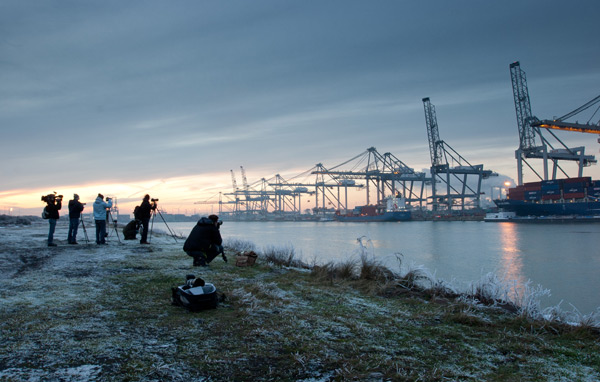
[240,166,249,190]
[230,170,238,192]
[532,120,600,135]
[422,97,444,166]
[509,61,538,150]
[531,94,600,135]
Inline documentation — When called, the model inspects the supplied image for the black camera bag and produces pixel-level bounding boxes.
[171,278,218,311]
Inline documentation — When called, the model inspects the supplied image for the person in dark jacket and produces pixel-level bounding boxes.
[122,219,139,240]
[183,215,226,266]
[67,194,85,244]
[138,194,156,244]
[44,194,62,246]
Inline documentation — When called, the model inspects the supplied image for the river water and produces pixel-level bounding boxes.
[155,220,600,315]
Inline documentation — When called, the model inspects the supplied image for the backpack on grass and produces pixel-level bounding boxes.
[171,275,219,311]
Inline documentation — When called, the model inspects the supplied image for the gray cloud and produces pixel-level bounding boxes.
[1,0,599,196]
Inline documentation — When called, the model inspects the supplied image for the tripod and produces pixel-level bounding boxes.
[106,209,122,244]
[79,213,90,244]
[149,208,178,243]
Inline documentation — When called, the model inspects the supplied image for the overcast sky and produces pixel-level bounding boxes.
[1,0,599,215]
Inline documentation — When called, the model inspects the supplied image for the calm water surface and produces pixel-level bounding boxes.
[158,221,600,314]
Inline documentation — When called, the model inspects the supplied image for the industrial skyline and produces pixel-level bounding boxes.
[1,1,599,216]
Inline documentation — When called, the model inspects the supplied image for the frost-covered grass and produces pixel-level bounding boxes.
[1,225,599,381]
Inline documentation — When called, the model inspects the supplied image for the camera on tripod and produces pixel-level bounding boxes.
[151,198,159,202]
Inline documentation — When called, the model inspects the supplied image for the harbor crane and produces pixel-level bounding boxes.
[312,147,430,211]
[509,61,597,185]
[422,97,495,211]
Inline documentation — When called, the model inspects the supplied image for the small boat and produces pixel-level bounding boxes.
[484,211,516,222]
[334,196,411,222]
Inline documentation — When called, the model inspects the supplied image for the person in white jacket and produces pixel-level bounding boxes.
[93,193,113,244]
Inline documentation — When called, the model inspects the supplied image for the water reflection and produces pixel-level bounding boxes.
[498,223,527,298]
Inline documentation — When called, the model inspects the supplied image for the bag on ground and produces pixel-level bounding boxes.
[171,275,219,311]
[235,251,258,267]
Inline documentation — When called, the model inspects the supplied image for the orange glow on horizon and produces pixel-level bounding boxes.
[0,173,233,217]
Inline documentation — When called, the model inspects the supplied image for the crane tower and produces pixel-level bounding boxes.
[422,97,494,211]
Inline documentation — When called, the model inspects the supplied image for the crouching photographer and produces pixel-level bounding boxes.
[183,215,226,267]
[41,193,62,246]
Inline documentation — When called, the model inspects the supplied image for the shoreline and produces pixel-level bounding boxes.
[1,220,599,380]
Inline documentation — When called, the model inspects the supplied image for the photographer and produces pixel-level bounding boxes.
[43,193,62,247]
[183,215,225,266]
[93,193,112,245]
[138,194,157,244]
[67,194,85,244]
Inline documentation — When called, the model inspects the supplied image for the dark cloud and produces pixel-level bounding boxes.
[1,0,599,194]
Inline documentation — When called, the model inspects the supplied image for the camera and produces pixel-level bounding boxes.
[217,220,223,227]
[151,198,159,202]
[41,194,63,203]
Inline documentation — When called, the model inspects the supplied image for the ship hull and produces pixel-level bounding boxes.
[494,199,600,217]
[335,210,411,222]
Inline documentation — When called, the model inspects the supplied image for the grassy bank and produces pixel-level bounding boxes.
[0,229,599,381]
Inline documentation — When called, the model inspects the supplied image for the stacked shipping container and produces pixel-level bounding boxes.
[506,177,596,202]
[563,177,590,199]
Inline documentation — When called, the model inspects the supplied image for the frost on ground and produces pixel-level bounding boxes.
[1,220,599,381]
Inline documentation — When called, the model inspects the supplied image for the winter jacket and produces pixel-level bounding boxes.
[138,199,154,221]
[45,199,62,219]
[183,217,223,252]
[68,199,85,218]
[93,197,113,221]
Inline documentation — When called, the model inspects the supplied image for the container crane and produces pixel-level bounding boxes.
[311,147,429,210]
[509,61,596,185]
[422,97,494,211]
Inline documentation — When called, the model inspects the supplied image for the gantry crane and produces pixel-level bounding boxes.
[422,97,495,211]
[509,61,597,185]
[311,147,429,211]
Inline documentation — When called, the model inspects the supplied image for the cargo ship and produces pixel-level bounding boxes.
[491,177,600,221]
[334,196,411,222]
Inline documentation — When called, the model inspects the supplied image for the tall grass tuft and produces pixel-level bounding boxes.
[356,236,397,283]
[224,238,256,253]
[312,259,358,281]
[262,244,309,269]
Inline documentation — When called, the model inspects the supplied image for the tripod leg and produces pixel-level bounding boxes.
[80,215,89,244]
[157,209,178,242]
[109,212,122,243]
[149,213,155,243]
